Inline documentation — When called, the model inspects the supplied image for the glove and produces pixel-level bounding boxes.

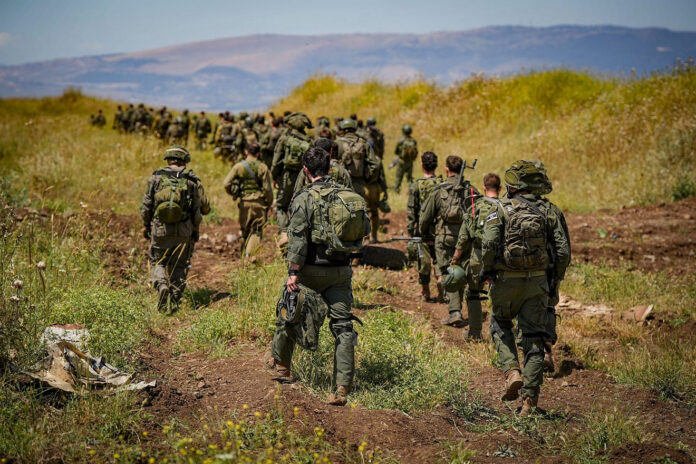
[143,228,151,240]
[479,268,497,283]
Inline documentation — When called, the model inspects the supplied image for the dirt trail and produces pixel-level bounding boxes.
[106,199,696,463]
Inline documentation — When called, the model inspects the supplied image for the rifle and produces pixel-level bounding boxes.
[456,158,479,217]
[389,236,424,260]
[388,159,399,169]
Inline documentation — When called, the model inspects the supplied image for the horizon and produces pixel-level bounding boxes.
[1,0,695,65]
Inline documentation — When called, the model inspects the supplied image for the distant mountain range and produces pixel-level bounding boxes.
[1,25,694,111]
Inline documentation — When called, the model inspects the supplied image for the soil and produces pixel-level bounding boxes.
[20,199,696,463]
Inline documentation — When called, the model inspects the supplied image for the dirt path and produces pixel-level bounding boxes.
[103,200,696,463]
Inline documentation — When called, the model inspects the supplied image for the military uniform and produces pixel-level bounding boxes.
[336,125,382,242]
[481,189,570,408]
[223,158,273,258]
[393,134,418,192]
[194,115,212,150]
[271,113,313,233]
[407,176,442,291]
[419,175,478,324]
[113,108,123,131]
[294,159,353,192]
[271,176,358,396]
[141,148,210,310]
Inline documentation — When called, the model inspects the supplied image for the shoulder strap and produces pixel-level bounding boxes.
[241,160,262,189]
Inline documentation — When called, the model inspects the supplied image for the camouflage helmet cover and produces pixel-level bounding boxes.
[287,112,313,130]
[339,118,357,130]
[245,116,254,126]
[164,145,191,163]
[442,265,466,292]
[366,117,377,126]
[317,116,330,127]
[402,124,412,135]
[504,160,551,194]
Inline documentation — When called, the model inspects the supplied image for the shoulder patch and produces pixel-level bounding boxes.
[486,211,498,222]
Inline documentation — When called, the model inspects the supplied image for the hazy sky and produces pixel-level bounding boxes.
[1,0,695,65]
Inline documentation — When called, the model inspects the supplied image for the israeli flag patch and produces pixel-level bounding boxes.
[486,211,498,222]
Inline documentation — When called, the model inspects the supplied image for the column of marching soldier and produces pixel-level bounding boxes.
[104,105,570,414]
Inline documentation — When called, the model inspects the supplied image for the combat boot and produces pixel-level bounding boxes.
[436,282,446,303]
[264,351,295,383]
[440,311,465,328]
[419,284,431,302]
[501,369,523,401]
[520,396,538,416]
[327,385,350,406]
[463,330,483,342]
[543,342,555,373]
[157,285,170,313]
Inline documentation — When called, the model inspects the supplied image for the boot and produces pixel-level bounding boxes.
[543,342,555,373]
[440,311,465,328]
[327,385,350,406]
[264,351,295,383]
[501,369,523,401]
[157,285,170,313]
[520,396,538,416]
[463,330,483,342]
[419,284,431,302]
[436,282,446,303]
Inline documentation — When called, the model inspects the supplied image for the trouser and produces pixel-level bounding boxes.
[276,170,301,232]
[271,265,355,388]
[465,249,484,336]
[394,161,414,192]
[489,274,549,399]
[149,236,195,302]
[239,197,267,257]
[196,136,207,150]
[436,240,463,314]
[354,180,380,239]
[416,242,439,285]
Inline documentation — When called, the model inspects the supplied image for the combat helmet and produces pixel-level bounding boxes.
[366,117,377,126]
[164,145,191,163]
[286,112,313,131]
[402,125,412,135]
[504,160,551,194]
[338,118,357,131]
[442,265,466,292]
[245,116,254,127]
[276,286,306,324]
[317,116,330,127]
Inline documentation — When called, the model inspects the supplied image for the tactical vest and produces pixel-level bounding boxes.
[240,160,263,195]
[470,196,500,248]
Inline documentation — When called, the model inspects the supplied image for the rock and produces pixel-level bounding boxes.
[200,233,210,241]
[225,234,238,243]
[621,304,654,323]
[197,381,207,389]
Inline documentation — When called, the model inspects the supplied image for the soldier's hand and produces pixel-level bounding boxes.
[286,275,299,293]
[143,228,151,240]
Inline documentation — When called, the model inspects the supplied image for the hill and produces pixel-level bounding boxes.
[1,25,695,110]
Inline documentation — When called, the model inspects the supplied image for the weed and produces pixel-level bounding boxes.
[671,174,696,201]
[570,408,646,464]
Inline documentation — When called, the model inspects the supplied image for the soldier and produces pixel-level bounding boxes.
[407,152,443,302]
[267,146,368,406]
[356,120,368,140]
[167,115,185,145]
[365,118,385,159]
[294,138,352,192]
[253,114,270,152]
[132,104,149,136]
[332,116,343,139]
[239,116,259,156]
[194,111,212,150]
[419,155,479,327]
[315,116,333,140]
[451,173,502,341]
[336,118,383,243]
[260,117,283,169]
[141,145,211,313]
[121,103,135,133]
[392,125,419,193]
[180,110,191,146]
[480,160,570,415]
[271,112,313,243]
[90,109,106,127]
[112,105,123,131]
[210,113,224,146]
[223,143,273,259]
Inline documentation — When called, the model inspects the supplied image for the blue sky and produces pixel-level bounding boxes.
[1,0,695,65]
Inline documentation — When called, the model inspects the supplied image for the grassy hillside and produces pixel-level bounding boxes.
[272,68,696,212]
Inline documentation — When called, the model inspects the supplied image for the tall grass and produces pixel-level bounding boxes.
[272,68,696,212]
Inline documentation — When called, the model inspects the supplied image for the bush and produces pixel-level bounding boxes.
[671,174,696,201]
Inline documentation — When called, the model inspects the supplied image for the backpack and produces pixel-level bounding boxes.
[501,197,550,270]
[469,196,499,248]
[283,132,310,171]
[153,170,192,223]
[338,135,380,182]
[417,177,441,206]
[401,138,418,162]
[307,182,370,254]
[440,181,478,225]
[243,127,258,145]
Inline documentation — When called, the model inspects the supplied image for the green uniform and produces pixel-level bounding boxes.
[91,113,106,127]
[407,176,442,284]
[336,131,382,240]
[271,128,311,232]
[366,126,385,159]
[455,195,500,338]
[271,176,357,389]
[393,135,418,192]
[419,175,478,316]
[140,166,206,303]
[261,126,283,170]
[481,194,570,399]
[194,116,212,149]
[294,159,353,192]
[113,109,123,131]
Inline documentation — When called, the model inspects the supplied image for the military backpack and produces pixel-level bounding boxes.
[283,132,311,171]
[417,176,441,206]
[338,136,380,182]
[440,181,478,225]
[307,182,370,254]
[401,138,418,162]
[499,197,550,270]
[153,170,193,223]
[469,196,500,248]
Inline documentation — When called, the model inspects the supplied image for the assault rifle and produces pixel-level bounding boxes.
[388,158,399,169]
[456,158,479,217]
[389,236,424,259]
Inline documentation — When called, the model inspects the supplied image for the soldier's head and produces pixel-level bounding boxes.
[445,156,463,177]
[283,110,292,117]
[256,114,265,124]
[269,111,276,119]
[338,118,357,132]
[333,117,342,126]
[483,173,501,198]
[317,116,330,127]
[504,160,547,197]
[302,147,330,179]
[367,117,377,127]
[272,116,283,127]
[98,109,102,114]
[200,111,205,116]
[287,112,313,132]
[349,113,357,121]
[183,109,189,115]
[138,103,144,108]
[162,106,167,111]
[164,145,191,166]
[314,137,339,160]
[357,120,364,128]
[149,107,154,112]
[245,116,254,127]
[402,125,413,135]
[422,152,438,174]
[245,142,260,159]
[129,103,134,108]
[117,105,122,110]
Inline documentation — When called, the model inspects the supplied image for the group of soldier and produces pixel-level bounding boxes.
[137,105,570,414]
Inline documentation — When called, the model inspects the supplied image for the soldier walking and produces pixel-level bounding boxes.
[393,125,418,193]
[480,160,570,415]
[194,111,212,150]
[294,138,353,192]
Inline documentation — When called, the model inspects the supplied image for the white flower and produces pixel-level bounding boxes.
[12,279,23,289]
[9,295,20,303]
[36,261,46,270]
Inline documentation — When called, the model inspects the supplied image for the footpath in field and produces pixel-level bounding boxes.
[124,199,696,464]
